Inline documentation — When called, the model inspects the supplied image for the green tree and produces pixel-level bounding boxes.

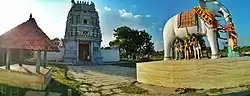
[109,26,155,60]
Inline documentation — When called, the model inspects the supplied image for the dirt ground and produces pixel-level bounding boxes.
[67,59,250,96]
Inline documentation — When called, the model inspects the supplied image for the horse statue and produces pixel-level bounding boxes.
[163,0,237,60]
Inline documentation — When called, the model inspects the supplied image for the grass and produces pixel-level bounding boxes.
[208,88,224,94]
[47,67,82,96]
[118,82,148,94]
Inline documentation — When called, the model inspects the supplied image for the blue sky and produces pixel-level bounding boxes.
[0,0,249,51]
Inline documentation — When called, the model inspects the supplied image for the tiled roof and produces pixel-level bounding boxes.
[0,15,59,52]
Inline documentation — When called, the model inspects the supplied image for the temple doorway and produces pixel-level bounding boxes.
[79,43,91,61]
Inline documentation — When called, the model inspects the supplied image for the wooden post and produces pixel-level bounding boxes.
[68,89,72,96]
[36,51,41,73]
[6,48,10,70]
[8,86,13,96]
[43,51,47,68]
[19,49,23,67]
[2,48,6,65]
[64,65,68,79]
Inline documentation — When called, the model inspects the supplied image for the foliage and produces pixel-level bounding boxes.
[50,67,82,96]
[220,46,250,53]
[109,26,155,59]
[118,82,148,94]
[23,50,34,59]
[237,46,250,52]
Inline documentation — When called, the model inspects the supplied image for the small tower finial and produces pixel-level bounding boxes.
[71,0,76,6]
[29,13,32,19]
[90,1,95,6]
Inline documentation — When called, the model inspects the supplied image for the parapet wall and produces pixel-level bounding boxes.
[137,57,250,89]
[101,48,120,62]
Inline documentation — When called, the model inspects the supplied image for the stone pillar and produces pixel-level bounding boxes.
[36,51,41,73]
[76,41,79,63]
[43,51,47,68]
[6,48,10,70]
[19,50,23,67]
[91,42,94,63]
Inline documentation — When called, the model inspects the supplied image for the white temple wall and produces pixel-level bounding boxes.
[33,47,64,61]
[100,48,120,62]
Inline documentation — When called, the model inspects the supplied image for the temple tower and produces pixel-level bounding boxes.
[63,0,103,64]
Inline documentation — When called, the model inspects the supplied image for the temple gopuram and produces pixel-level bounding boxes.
[63,0,103,65]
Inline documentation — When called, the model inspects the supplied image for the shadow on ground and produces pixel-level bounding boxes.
[220,90,250,96]
[98,61,137,68]
[46,78,81,96]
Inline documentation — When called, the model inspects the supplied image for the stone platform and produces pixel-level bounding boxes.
[137,57,250,89]
[0,64,53,90]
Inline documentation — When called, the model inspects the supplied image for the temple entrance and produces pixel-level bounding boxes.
[79,43,91,61]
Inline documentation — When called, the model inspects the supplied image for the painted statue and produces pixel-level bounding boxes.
[163,0,235,60]
[174,39,183,60]
[183,39,190,60]
[191,36,202,59]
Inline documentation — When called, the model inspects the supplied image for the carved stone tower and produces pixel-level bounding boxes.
[63,0,103,64]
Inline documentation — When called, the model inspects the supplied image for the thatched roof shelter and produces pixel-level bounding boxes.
[0,14,59,72]
[0,14,59,52]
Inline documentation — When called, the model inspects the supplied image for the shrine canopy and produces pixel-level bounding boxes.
[0,14,59,52]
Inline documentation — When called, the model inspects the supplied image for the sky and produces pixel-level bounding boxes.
[0,0,249,51]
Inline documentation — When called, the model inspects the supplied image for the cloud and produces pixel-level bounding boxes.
[119,9,133,18]
[118,9,142,19]
[100,8,147,47]
[133,15,141,18]
[145,14,152,18]
[104,6,112,11]
[153,41,164,51]
[132,5,137,8]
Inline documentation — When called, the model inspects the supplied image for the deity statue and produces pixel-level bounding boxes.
[174,39,183,60]
[184,39,190,60]
[191,36,202,59]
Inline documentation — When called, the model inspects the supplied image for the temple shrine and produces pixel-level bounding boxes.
[62,0,103,65]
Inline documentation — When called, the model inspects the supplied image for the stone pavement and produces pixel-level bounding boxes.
[68,65,178,96]
[68,65,250,96]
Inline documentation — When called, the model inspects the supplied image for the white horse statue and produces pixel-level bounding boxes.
[163,0,233,60]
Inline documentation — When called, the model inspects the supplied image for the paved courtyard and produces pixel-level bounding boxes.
[68,65,178,96]
[68,64,250,96]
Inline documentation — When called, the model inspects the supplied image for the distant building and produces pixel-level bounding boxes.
[63,0,103,64]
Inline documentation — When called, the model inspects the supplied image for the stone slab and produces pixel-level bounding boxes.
[0,64,53,90]
[137,57,250,89]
